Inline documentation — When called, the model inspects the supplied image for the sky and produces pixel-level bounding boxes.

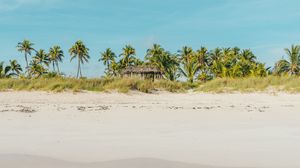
[0,0,300,77]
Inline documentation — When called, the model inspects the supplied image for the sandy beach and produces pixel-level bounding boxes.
[0,91,300,168]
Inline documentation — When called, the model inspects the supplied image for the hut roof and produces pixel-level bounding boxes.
[122,66,162,74]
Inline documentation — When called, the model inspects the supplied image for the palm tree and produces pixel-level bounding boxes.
[49,46,64,74]
[132,57,144,66]
[99,48,116,76]
[196,47,208,67]
[34,49,50,67]
[69,40,90,78]
[110,60,121,77]
[9,60,22,76]
[0,62,13,78]
[146,44,164,63]
[178,46,193,62]
[28,60,47,78]
[157,52,180,81]
[210,48,222,62]
[241,49,256,63]
[17,40,35,69]
[196,47,211,81]
[120,45,136,68]
[274,45,300,75]
[178,46,199,83]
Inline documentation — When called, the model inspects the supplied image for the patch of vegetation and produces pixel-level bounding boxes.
[1,76,300,93]
[197,76,300,93]
[0,77,191,93]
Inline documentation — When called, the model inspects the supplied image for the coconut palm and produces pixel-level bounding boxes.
[49,46,64,74]
[99,48,116,76]
[33,49,50,67]
[196,47,209,67]
[146,44,165,63]
[210,48,222,62]
[9,60,22,75]
[17,40,35,69]
[69,40,90,78]
[28,60,47,78]
[195,47,212,81]
[164,55,180,81]
[158,52,180,81]
[178,47,199,83]
[120,45,136,68]
[181,58,200,83]
[241,49,256,63]
[178,46,193,62]
[0,62,13,78]
[132,57,144,66]
[110,60,122,77]
[274,45,300,75]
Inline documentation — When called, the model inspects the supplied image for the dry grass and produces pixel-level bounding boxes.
[1,76,300,93]
[197,76,300,93]
[0,77,190,93]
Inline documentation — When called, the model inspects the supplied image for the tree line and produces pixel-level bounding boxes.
[0,39,299,83]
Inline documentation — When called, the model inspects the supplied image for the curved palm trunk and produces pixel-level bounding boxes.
[52,62,56,72]
[56,61,60,74]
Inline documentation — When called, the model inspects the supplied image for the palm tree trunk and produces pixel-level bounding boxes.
[77,59,80,79]
[56,61,60,74]
[25,53,29,71]
[53,62,56,72]
[107,63,110,76]
[80,64,82,78]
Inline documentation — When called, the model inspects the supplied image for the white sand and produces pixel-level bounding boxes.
[0,91,300,168]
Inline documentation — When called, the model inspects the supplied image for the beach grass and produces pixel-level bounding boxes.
[0,77,191,93]
[1,76,300,93]
[197,76,300,93]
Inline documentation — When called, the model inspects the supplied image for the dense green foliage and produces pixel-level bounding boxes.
[1,39,300,92]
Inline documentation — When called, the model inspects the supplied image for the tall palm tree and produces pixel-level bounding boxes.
[9,60,22,76]
[196,47,211,81]
[120,45,136,68]
[178,46,199,83]
[49,46,64,74]
[33,49,50,67]
[17,40,35,69]
[196,47,209,68]
[69,40,90,78]
[274,45,300,75]
[99,48,116,76]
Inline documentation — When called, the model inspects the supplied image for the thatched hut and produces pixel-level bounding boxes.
[122,66,163,81]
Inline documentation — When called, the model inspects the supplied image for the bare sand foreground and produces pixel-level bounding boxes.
[0,91,300,168]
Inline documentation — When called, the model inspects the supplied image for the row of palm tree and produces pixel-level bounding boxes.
[16,40,89,78]
[1,39,299,83]
[100,44,269,83]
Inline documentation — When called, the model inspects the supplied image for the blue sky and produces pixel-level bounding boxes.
[0,0,300,77]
